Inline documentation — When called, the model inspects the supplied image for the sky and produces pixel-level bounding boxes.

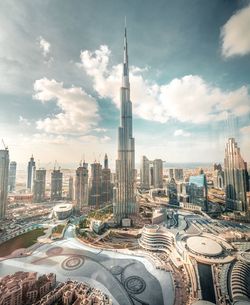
[0,0,250,170]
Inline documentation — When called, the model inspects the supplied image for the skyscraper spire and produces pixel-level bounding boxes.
[122,19,129,88]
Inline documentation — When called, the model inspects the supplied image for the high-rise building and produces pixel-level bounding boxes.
[174,168,184,182]
[102,154,112,204]
[153,159,163,188]
[27,155,35,190]
[167,178,178,205]
[0,148,9,219]
[213,169,224,190]
[8,161,17,192]
[75,162,88,210]
[89,162,102,207]
[224,138,249,212]
[140,156,150,189]
[51,168,63,201]
[187,174,208,211]
[68,176,74,201]
[33,169,46,202]
[113,26,137,225]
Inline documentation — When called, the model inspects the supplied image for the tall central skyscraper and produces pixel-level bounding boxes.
[113,26,137,225]
[0,148,9,219]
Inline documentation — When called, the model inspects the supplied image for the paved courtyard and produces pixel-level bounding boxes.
[0,225,174,305]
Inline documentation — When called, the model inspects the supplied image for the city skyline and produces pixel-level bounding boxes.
[1,0,250,166]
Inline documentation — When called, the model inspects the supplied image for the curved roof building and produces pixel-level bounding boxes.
[53,203,73,220]
[230,261,250,304]
[139,225,174,251]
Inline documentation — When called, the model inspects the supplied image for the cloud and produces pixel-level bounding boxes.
[39,36,51,57]
[33,78,99,135]
[78,45,250,124]
[221,5,250,58]
[240,125,250,135]
[19,115,31,126]
[80,135,111,144]
[174,129,191,137]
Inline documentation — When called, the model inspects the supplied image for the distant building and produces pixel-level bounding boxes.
[51,168,63,201]
[187,174,208,211]
[0,271,56,305]
[214,163,222,171]
[27,155,35,190]
[68,176,74,201]
[75,162,88,210]
[8,161,17,192]
[89,162,102,207]
[224,138,249,212]
[174,168,184,182]
[153,159,163,188]
[167,178,178,205]
[140,156,150,189]
[213,169,224,190]
[33,169,46,202]
[177,182,189,203]
[102,154,112,203]
[0,148,9,219]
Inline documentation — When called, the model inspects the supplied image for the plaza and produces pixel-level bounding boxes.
[0,225,175,305]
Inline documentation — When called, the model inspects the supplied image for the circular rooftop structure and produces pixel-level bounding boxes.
[186,236,223,257]
[53,203,73,220]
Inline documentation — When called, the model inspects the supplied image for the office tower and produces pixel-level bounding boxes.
[89,162,102,207]
[167,178,178,205]
[174,168,184,182]
[224,138,249,212]
[188,174,208,211]
[102,154,112,203]
[169,169,174,180]
[51,168,63,201]
[8,161,17,192]
[0,148,9,219]
[140,156,150,189]
[113,26,137,225]
[153,159,163,188]
[33,169,46,202]
[177,182,189,203]
[75,162,88,210]
[150,164,154,187]
[27,155,35,190]
[68,176,74,201]
[213,168,224,190]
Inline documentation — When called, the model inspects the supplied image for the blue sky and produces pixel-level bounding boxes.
[0,0,250,169]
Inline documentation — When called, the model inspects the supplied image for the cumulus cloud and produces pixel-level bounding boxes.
[78,45,250,124]
[221,5,250,58]
[174,129,191,137]
[33,78,99,135]
[39,36,51,57]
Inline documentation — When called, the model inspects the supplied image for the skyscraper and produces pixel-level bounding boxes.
[51,168,63,201]
[8,161,17,192]
[188,174,208,211]
[33,169,46,202]
[102,154,112,203]
[140,156,150,190]
[89,162,102,207]
[153,159,163,188]
[68,176,74,201]
[224,138,249,212]
[27,155,35,190]
[113,26,137,225]
[75,162,88,210]
[0,148,9,219]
